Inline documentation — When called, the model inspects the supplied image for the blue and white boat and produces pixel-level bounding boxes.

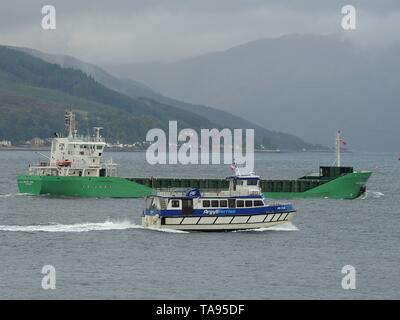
[142,172,296,231]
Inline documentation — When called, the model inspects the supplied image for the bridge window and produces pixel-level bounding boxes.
[236,200,244,208]
[220,200,228,207]
[245,200,253,207]
[254,200,264,207]
[202,200,210,208]
[211,200,219,207]
[247,180,258,186]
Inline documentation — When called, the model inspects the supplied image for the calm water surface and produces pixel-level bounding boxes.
[0,150,399,299]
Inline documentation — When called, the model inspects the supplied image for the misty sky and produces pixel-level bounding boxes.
[1,0,400,65]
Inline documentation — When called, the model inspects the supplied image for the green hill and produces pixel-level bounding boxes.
[15,46,324,151]
[0,45,323,150]
[0,45,220,143]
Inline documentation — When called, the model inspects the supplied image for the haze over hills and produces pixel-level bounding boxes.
[107,34,400,151]
[0,45,321,151]
[0,45,216,143]
[1,45,322,150]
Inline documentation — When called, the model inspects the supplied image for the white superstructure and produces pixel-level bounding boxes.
[28,111,116,177]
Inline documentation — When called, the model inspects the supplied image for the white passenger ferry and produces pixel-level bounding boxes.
[142,169,296,231]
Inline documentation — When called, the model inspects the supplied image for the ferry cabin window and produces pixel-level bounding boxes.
[247,180,258,186]
[220,200,228,207]
[171,200,180,208]
[146,197,159,209]
[236,200,244,208]
[228,199,236,208]
[203,200,210,208]
[145,198,152,208]
[254,200,263,206]
[211,200,219,208]
[245,200,253,207]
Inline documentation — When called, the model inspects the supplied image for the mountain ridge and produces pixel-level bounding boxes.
[3,45,323,150]
[106,33,400,151]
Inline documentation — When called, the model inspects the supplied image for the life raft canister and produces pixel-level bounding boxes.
[56,159,72,167]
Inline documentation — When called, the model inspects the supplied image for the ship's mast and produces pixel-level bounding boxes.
[335,130,341,167]
[93,127,104,140]
[65,111,76,137]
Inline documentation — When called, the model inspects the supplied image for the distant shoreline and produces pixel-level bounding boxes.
[0,147,335,153]
[0,146,51,151]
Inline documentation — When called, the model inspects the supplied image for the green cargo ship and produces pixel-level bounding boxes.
[127,165,371,200]
[17,111,152,198]
[17,114,371,199]
[18,165,371,200]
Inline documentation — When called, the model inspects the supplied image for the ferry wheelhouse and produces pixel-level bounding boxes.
[142,172,296,231]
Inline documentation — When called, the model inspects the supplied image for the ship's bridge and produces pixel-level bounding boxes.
[226,174,261,195]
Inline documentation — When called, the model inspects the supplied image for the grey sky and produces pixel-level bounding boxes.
[0,1,399,65]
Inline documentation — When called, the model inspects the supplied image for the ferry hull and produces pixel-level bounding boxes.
[263,171,371,200]
[142,212,295,232]
[17,175,153,198]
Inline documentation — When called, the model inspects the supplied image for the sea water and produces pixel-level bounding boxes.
[0,150,398,299]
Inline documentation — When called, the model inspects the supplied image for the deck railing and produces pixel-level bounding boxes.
[155,188,260,197]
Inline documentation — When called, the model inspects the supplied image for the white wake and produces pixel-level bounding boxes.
[0,220,142,233]
[234,222,299,232]
[0,219,297,234]
[360,190,384,200]
[0,219,191,234]
[0,193,28,198]
[147,227,189,234]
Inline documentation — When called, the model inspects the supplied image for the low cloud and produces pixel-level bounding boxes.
[0,1,399,65]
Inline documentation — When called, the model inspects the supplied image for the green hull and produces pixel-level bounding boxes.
[17,171,371,200]
[17,175,154,198]
[263,171,372,200]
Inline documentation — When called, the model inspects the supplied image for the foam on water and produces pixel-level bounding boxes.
[361,190,385,200]
[0,220,142,233]
[147,227,189,234]
[0,219,297,234]
[0,193,28,198]
[264,222,299,231]
[0,219,191,234]
[234,222,299,232]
